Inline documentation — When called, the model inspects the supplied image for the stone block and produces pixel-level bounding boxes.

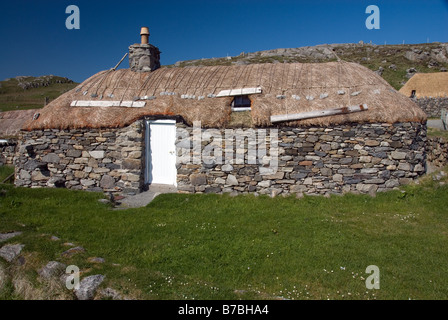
[89,151,105,159]
[391,151,407,160]
[190,174,207,185]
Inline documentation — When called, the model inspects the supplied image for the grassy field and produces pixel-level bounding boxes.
[0,76,77,112]
[1,166,447,300]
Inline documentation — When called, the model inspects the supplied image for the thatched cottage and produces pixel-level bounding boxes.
[14,28,427,196]
[399,72,448,117]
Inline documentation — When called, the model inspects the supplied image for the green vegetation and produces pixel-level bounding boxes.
[0,76,77,112]
[1,167,448,300]
[428,127,448,141]
[0,166,14,183]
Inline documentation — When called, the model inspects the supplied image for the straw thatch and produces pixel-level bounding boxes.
[23,61,426,130]
[399,72,448,99]
[0,109,39,137]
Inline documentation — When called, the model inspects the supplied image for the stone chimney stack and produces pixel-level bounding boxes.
[129,27,161,72]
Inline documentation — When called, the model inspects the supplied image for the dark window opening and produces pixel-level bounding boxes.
[231,95,251,111]
[410,90,416,98]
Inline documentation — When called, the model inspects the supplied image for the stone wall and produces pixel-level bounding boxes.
[128,44,161,72]
[176,122,427,196]
[427,136,448,168]
[12,120,429,197]
[14,121,144,193]
[0,140,17,165]
[414,97,448,118]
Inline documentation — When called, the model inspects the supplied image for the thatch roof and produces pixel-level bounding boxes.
[23,61,426,130]
[0,109,39,138]
[399,72,448,99]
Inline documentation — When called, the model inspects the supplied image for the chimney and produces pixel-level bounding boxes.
[129,27,161,72]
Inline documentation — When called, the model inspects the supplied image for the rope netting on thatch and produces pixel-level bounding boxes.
[23,61,426,130]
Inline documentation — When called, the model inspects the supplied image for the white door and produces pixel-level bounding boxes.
[144,120,177,186]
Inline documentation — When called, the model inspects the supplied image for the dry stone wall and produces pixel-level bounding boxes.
[1,140,17,165]
[427,136,448,168]
[414,97,448,118]
[176,122,427,196]
[12,120,429,197]
[14,121,144,193]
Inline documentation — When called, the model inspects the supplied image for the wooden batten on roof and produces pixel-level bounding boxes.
[21,61,427,131]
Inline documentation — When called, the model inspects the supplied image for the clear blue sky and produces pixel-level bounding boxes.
[0,0,447,83]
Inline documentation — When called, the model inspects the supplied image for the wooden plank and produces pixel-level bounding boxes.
[216,87,262,97]
[70,101,146,108]
[270,104,368,123]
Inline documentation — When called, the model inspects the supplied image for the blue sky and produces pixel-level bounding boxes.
[0,0,447,83]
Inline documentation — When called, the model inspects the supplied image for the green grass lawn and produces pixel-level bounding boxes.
[1,167,448,300]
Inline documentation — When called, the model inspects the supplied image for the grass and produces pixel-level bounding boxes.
[1,166,448,300]
[0,166,14,183]
[0,77,77,112]
[428,127,448,141]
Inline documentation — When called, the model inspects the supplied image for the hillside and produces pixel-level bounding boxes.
[169,42,448,90]
[0,75,77,112]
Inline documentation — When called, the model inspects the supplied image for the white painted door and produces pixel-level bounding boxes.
[144,120,177,186]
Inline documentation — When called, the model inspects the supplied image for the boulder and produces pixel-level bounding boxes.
[0,244,25,262]
[75,274,105,300]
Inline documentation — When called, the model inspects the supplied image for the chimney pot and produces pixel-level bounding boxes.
[140,27,150,45]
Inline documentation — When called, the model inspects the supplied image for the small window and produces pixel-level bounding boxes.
[231,95,251,111]
[410,90,416,98]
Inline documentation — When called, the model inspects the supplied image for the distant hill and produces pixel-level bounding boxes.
[169,42,448,90]
[0,75,78,112]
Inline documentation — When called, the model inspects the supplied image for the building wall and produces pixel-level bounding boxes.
[414,97,448,118]
[1,140,17,165]
[176,122,427,196]
[14,121,144,193]
[13,120,428,196]
[427,136,448,168]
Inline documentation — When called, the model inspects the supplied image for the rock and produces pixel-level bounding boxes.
[99,288,122,300]
[258,180,271,188]
[0,244,25,262]
[190,174,207,185]
[221,164,233,172]
[100,175,115,189]
[80,179,95,187]
[42,153,60,164]
[62,246,85,258]
[87,257,105,264]
[66,149,82,158]
[391,151,407,160]
[39,261,67,279]
[0,232,22,243]
[365,140,380,147]
[413,163,424,172]
[122,159,140,170]
[89,151,105,159]
[74,274,105,300]
[226,174,239,186]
